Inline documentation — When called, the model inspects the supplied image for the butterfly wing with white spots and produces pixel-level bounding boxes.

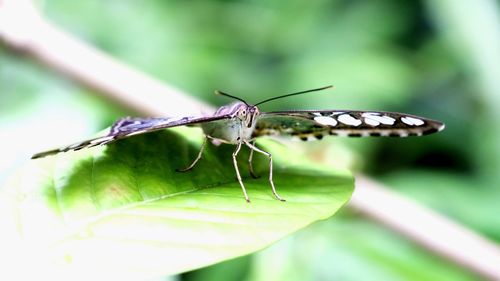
[31,115,231,159]
[253,110,445,141]
[31,84,446,203]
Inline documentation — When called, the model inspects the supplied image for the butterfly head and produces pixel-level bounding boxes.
[213,101,260,129]
[236,103,260,128]
[214,85,333,129]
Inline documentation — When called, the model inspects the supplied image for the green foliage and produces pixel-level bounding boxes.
[245,217,479,281]
[2,0,499,280]
[0,127,353,277]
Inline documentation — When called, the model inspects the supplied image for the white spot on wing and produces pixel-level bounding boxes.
[361,112,380,117]
[125,130,147,136]
[362,112,395,125]
[364,118,380,126]
[337,114,362,126]
[314,116,338,126]
[333,131,350,137]
[401,116,425,126]
[330,112,345,116]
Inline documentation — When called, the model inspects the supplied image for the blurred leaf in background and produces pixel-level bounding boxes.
[1,0,499,280]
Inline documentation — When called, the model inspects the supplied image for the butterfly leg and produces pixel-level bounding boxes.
[232,142,250,203]
[176,137,208,172]
[244,141,286,202]
[247,140,260,179]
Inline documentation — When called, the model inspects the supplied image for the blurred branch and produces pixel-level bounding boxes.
[0,0,212,117]
[1,0,500,280]
[351,177,500,281]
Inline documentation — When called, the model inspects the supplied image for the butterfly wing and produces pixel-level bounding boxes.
[31,115,230,159]
[253,110,445,141]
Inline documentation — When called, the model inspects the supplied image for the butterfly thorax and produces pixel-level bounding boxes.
[201,102,260,144]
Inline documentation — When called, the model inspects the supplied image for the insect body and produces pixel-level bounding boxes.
[32,86,445,202]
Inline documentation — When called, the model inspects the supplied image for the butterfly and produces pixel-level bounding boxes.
[32,86,445,202]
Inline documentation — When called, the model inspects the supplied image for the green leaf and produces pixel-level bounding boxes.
[0,127,353,279]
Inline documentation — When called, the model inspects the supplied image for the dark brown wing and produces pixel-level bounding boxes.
[253,110,445,141]
[31,115,230,159]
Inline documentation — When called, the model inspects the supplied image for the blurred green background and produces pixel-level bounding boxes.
[1,0,499,280]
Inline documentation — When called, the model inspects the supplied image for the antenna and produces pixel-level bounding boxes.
[254,85,333,106]
[215,90,249,106]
